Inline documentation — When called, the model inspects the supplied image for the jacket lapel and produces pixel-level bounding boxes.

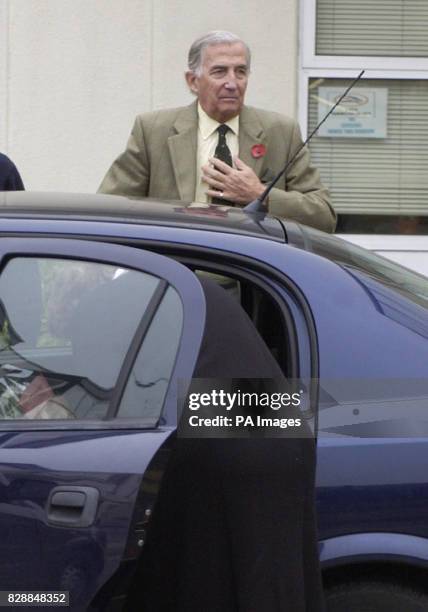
[239,106,266,178]
[167,103,267,200]
[168,102,198,201]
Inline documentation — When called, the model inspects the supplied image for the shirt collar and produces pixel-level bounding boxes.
[197,102,239,139]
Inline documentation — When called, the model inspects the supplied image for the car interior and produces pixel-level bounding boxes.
[194,268,293,378]
[0,255,294,422]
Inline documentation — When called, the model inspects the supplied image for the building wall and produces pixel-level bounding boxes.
[1,0,298,192]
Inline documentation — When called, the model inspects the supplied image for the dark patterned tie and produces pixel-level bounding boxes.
[211,124,233,204]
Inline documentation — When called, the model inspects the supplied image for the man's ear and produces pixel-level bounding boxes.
[185,71,199,95]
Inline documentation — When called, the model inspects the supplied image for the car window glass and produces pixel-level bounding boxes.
[117,285,183,421]
[299,226,428,308]
[0,257,160,420]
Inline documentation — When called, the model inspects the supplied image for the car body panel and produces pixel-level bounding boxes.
[0,193,427,604]
[0,192,286,242]
[0,429,171,599]
[320,532,428,568]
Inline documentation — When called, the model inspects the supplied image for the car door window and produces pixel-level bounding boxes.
[117,285,182,420]
[0,257,182,422]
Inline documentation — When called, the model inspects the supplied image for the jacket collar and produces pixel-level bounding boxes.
[168,102,266,201]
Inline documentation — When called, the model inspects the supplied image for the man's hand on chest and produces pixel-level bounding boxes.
[202,156,265,206]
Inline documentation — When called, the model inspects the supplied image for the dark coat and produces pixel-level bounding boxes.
[0,153,24,191]
[127,277,325,612]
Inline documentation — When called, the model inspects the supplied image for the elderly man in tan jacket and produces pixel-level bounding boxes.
[99,30,336,233]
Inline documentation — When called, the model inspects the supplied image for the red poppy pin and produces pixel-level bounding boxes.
[251,144,266,159]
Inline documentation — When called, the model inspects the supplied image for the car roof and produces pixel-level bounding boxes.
[0,191,286,242]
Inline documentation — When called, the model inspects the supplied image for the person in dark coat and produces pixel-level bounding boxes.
[127,277,325,612]
[0,153,25,190]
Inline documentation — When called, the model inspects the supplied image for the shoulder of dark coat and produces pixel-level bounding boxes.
[0,153,16,173]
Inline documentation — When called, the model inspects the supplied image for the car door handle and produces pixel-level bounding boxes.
[46,486,99,527]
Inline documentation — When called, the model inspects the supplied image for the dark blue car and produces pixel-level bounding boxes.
[0,192,427,611]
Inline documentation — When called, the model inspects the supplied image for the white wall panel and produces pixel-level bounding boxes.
[151,0,297,115]
[8,0,152,191]
[5,0,297,192]
[0,0,9,151]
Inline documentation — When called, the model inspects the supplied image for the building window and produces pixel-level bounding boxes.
[316,0,428,57]
[300,0,428,234]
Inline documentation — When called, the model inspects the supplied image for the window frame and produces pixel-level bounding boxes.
[299,0,428,137]
[0,237,206,431]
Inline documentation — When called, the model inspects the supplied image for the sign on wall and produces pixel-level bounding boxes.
[317,87,388,138]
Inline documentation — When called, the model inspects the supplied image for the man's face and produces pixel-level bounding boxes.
[186,42,249,123]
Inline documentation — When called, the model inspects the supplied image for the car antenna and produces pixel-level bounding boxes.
[243,70,365,214]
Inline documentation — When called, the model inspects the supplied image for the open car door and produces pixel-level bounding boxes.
[0,238,205,610]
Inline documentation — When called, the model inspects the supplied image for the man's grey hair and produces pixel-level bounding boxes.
[188,31,251,76]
